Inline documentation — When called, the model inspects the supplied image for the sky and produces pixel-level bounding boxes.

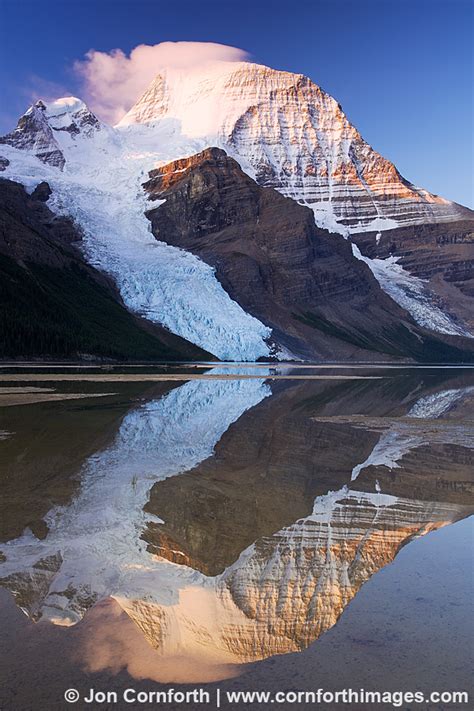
[0,0,472,207]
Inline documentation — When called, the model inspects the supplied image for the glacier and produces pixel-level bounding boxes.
[0,109,273,361]
[1,56,472,351]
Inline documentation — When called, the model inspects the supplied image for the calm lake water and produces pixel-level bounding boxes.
[0,364,473,710]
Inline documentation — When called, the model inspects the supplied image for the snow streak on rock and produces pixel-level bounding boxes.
[351,386,474,481]
[352,245,473,338]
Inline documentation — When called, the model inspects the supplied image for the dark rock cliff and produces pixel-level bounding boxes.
[144,148,474,362]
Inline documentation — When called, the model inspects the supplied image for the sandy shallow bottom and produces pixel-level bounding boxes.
[0,387,115,407]
[0,374,381,382]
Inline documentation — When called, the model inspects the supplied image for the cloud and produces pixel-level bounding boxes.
[74,41,250,125]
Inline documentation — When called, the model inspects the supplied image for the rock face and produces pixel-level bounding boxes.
[144,148,473,361]
[120,61,472,232]
[0,101,65,169]
[0,178,83,266]
[0,177,210,360]
[0,97,104,171]
[1,57,473,359]
[352,220,474,333]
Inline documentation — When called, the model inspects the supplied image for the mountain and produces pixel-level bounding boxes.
[1,57,473,360]
[0,101,66,169]
[119,62,470,230]
[0,97,105,170]
[0,177,210,361]
[120,61,474,343]
[144,147,472,361]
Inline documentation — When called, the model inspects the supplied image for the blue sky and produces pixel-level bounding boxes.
[0,0,472,206]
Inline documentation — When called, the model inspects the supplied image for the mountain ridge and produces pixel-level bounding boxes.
[143,147,474,362]
[118,60,471,232]
[1,56,473,361]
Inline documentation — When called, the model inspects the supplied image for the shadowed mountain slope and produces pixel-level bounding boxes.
[0,178,210,361]
[145,148,474,362]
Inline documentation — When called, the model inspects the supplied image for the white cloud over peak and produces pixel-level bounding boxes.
[74,41,250,125]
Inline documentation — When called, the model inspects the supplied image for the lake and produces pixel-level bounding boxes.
[0,364,473,709]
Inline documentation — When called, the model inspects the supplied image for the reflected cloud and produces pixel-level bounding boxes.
[76,598,240,683]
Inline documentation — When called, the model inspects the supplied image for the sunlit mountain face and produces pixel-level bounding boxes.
[1,366,473,680]
[1,55,473,362]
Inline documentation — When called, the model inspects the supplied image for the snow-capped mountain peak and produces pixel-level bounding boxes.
[0,100,65,169]
[43,96,88,116]
[117,61,307,136]
[0,96,106,170]
[115,59,467,233]
[1,56,473,359]
[42,96,101,134]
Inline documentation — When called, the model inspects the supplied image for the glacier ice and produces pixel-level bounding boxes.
[0,114,273,360]
[2,58,472,350]
[352,244,473,338]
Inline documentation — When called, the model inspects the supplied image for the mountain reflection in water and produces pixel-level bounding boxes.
[0,366,473,679]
